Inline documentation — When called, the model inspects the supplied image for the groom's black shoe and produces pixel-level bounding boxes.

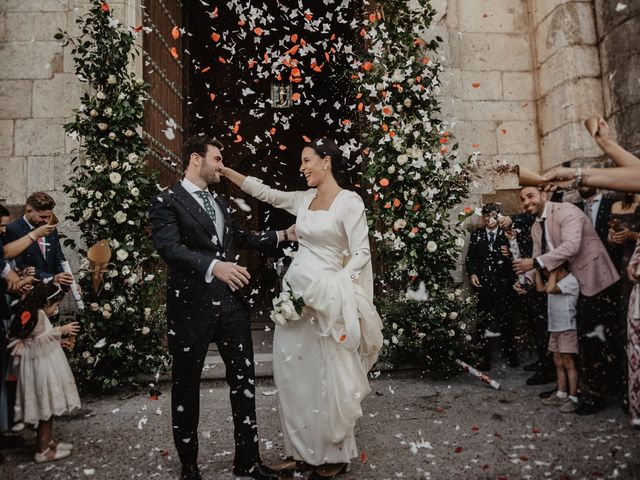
[180,464,201,480]
[233,461,279,480]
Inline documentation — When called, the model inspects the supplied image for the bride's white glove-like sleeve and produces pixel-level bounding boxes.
[240,176,311,215]
[339,193,371,281]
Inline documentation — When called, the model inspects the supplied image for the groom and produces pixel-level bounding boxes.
[150,135,290,480]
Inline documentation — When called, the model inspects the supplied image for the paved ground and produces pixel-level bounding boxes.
[1,366,638,479]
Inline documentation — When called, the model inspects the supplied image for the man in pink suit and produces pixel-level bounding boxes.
[514,186,620,414]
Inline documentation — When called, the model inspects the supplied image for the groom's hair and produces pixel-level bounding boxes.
[181,134,223,170]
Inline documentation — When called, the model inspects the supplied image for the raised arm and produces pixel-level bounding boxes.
[593,116,640,168]
[238,174,311,216]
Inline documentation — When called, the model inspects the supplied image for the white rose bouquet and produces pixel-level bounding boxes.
[270,283,305,327]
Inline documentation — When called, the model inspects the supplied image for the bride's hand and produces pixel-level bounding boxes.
[286,224,297,242]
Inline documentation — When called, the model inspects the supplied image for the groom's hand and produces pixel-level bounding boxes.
[213,261,251,290]
[286,224,297,242]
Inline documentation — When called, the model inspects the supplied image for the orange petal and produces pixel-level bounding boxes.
[501,128,507,135]
[291,67,301,77]
[439,137,448,144]
[218,56,226,64]
[411,227,419,234]
[100,2,110,13]
[232,121,241,134]
[302,135,311,142]
[234,135,243,143]
[393,198,401,207]
[471,143,480,148]
[201,66,211,73]
[288,44,300,55]
[471,82,480,88]
[341,119,351,126]
[254,27,264,36]
[361,451,367,463]
[278,144,287,151]
[369,13,376,23]
[209,93,216,101]
[291,92,301,102]
[389,131,396,137]
[359,28,366,37]
[305,13,313,21]
[269,128,276,135]
[211,32,220,42]
[238,19,246,26]
[291,33,299,43]
[248,60,257,69]
[170,47,178,59]
[171,26,180,40]
[339,334,347,343]
[379,178,389,187]
[362,61,373,72]
[381,123,389,132]
[440,146,448,154]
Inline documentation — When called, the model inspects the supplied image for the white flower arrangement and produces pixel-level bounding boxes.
[269,284,305,327]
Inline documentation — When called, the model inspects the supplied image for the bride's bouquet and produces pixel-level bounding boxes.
[270,284,305,327]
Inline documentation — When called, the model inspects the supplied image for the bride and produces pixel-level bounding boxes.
[220,137,383,479]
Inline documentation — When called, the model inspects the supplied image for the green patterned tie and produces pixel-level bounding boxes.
[195,190,217,223]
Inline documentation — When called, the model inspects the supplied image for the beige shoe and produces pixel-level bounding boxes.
[34,447,71,463]
[559,399,579,413]
[541,394,567,406]
[49,440,73,450]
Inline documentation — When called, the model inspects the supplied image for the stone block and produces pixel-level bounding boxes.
[27,156,56,192]
[0,80,32,118]
[538,45,601,94]
[457,120,499,155]
[599,14,640,75]
[14,118,66,156]
[0,120,13,155]
[463,100,535,122]
[439,68,461,98]
[459,33,532,71]
[538,78,604,135]
[0,157,26,204]
[0,41,62,79]
[4,12,68,42]
[540,121,602,170]
[54,154,75,193]
[603,51,640,117]
[32,73,83,118]
[461,71,502,101]
[496,121,539,155]
[458,0,529,34]
[493,154,541,174]
[532,0,591,26]
[502,72,535,101]
[611,102,640,157]
[535,2,598,66]
[595,0,640,39]
[2,0,69,12]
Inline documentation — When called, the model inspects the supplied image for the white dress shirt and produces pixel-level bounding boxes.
[181,178,225,283]
[584,193,602,227]
[536,203,554,270]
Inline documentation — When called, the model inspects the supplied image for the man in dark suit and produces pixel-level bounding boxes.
[4,192,73,287]
[150,135,291,480]
[466,203,519,369]
[574,187,616,248]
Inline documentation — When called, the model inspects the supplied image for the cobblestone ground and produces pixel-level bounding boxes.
[1,367,638,479]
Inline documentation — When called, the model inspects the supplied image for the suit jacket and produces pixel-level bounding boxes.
[511,212,535,258]
[149,182,279,354]
[530,201,619,297]
[465,227,514,290]
[575,195,616,248]
[5,217,65,280]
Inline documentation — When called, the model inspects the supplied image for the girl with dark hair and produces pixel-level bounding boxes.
[220,138,383,479]
[8,282,81,463]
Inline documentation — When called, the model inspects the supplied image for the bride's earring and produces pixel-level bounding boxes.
[323,165,328,170]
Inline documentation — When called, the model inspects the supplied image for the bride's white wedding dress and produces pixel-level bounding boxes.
[241,176,384,465]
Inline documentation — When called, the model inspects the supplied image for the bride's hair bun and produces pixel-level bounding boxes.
[308,137,348,186]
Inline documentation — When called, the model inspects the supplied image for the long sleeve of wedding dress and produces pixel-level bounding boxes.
[241,176,313,215]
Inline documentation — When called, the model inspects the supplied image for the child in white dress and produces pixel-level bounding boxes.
[8,282,80,462]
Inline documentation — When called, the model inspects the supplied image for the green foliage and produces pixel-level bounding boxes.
[354,1,479,370]
[57,1,168,392]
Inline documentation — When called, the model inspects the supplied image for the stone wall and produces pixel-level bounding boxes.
[0,0,140,268]
[595,0,640,156]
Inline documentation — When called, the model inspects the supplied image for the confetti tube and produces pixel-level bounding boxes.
[455,359,500,390]
[61,260,84,310]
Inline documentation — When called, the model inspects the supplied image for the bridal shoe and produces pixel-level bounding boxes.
[34,447,71,463]
[49,440,74,450]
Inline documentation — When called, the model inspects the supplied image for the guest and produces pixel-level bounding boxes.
[625,242,640,428]
[466,203,519,369]
[535,264,580,413]
[500,212,555,385]
[514,186,619,414]
[574,187,617,248]
[8,282,80,462]
[4,192,73,287]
